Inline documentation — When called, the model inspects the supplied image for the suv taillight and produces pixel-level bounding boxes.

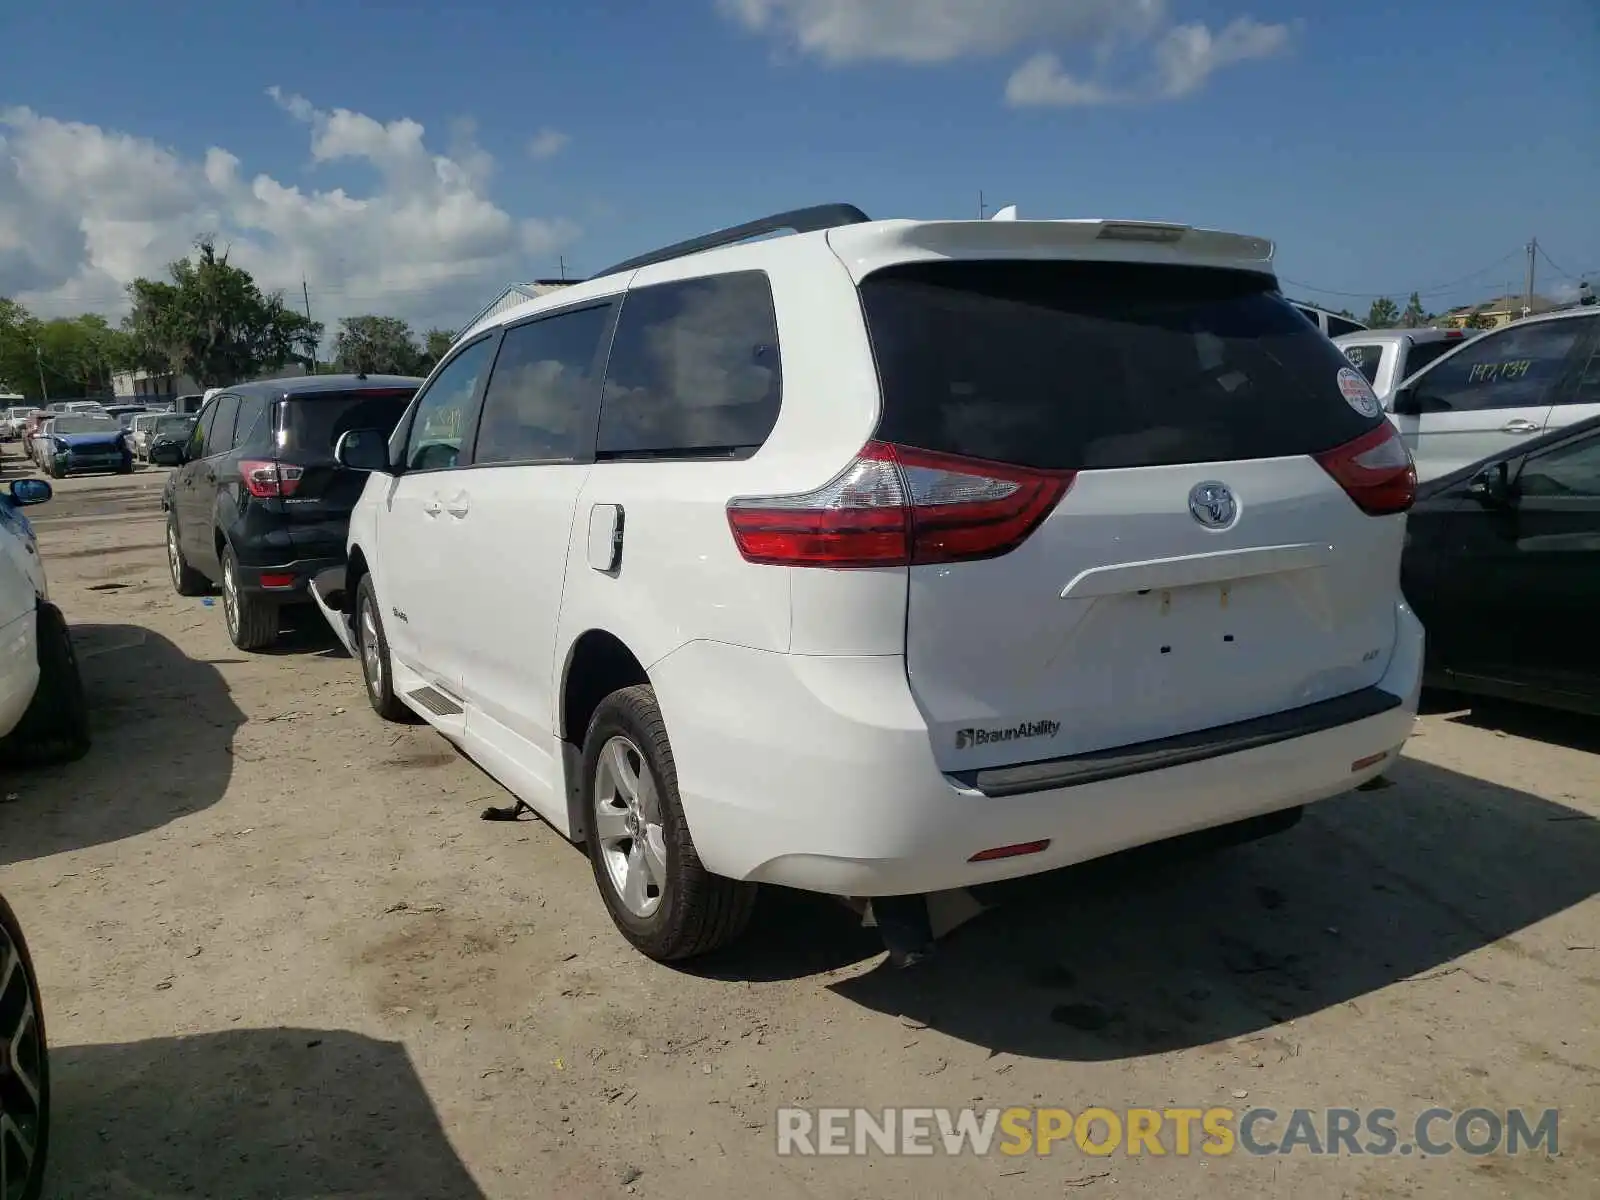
[1314,423,1415,516]
[726,441,1074,568]
[239,459,303,498]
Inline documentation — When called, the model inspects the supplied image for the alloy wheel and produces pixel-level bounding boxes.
[593,736,668,918]
[359,594,384,700]
[0,923,45,1200]
[166,525,182,591]
[221,557,239,640]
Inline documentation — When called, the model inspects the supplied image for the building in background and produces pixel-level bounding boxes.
[1437,293,1560,330]
[460,279,576,338]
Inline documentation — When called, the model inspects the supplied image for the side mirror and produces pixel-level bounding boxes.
[1466,462,1513,508]
[7,478,52,506]
[1390,387,1422,416]
[335,428,391,473]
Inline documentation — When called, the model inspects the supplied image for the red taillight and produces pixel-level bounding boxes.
[1314,423,1416,516]
[969,839,1051,863]
[239,459,303,498]
[726,441,1074,568]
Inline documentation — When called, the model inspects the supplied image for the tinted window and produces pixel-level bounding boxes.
[282,390,415,462]
[233,394,271,452]
[189,401,220,458]
[1551,316,1600,405]
[208,395,239,453]
[597,272,782,457]
[404,338,496,471]
[1402,339,1461,379]
[1519,432,1600,498]
[1326,316,1365,338]
[475,305,611,465]
[1342,343,1384,384]
[1412,319,1585,413]
[860,261,1383,471]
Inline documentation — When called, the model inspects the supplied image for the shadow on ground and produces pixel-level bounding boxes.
[46,1027,484,1199]
[1433,695,1600,755]
[710,749,1599,1061]
[0,623,244,866]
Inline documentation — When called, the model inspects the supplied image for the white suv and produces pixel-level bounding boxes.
[315,206,1424,961]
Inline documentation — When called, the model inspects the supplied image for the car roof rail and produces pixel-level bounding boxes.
[591,203,871,279]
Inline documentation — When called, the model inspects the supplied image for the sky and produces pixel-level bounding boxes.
[1,0,1597,345]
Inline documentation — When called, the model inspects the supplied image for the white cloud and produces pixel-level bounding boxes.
[527,128,570,160]
[0,94,579,338]
[718,0,1289,106]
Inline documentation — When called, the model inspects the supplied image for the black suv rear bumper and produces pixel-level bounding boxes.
[232,554,344,602]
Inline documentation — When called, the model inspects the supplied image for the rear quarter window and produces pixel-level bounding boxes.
[860,261,1383,471]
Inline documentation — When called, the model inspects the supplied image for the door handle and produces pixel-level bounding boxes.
[1501,419,1539,434]
[422,498,443,516]
[445,493,470,518]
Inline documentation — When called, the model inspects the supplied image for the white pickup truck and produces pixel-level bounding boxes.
[1332,327,1476,404]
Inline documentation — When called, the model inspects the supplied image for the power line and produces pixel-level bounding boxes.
[1278,247,1525,301]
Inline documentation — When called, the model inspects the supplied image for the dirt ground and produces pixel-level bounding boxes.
[1,455,1595,1200]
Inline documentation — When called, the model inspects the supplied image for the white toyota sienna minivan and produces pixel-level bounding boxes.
[315,205,1424,961]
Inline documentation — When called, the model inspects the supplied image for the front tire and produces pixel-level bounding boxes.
[0,603,90,766]
[166,515,210,597]
[221,545,278,651]
[0,893,50,1200]
[355,574,411,722]
[582,685,756,961]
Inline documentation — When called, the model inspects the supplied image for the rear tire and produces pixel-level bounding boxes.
[221,545,279,651]
[355,574,411,722]
[0,602,90,766]
[0,892,50,1200]
[582,685,756,961]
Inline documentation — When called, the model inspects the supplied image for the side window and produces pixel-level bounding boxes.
[402,337,496,472]
[1549,315,1600,406]
[1518,433,1600,498]
[1342,343,1383,385]
[233,394,271,451]
[207,394,239,454]
[474,304,612,465]
[597,272,782,458]
[190,400,220,458]
[1326,316,1364,339]
[1412,320,1585,413]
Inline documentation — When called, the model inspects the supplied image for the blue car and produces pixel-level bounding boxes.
[44,413,133,477]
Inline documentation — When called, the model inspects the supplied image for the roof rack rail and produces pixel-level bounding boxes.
[592,203,871,279]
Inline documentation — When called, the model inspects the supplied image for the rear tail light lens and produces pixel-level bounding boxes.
[239,459,303,498]
[1314,422,1415,516]
[726,441,1073,568]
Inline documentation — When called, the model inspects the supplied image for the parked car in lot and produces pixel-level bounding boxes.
[1293,302,1368,339]
[1387,307,1600,481]
[162,375,420,650]
[20,411,50,460]
[38,413,133,477]
[146,414,197,466]
[1402,412,1600,715]
[129,412,161,461]
[3,404,33,441]
[0,890,50,1200]
[1334,327,1475,403]
[28,419,54,470]
[314,205,1423,962]
[0,476,90,764]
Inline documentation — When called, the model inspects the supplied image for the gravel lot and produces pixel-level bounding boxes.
[1,456,1596,1200]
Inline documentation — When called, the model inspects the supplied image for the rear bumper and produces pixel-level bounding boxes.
[649,601,1424,897]
[231,554,344,600]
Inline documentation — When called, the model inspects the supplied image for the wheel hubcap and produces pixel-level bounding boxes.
[359,598,383,696]
[593,736,668,918]
[222,559,238,636]
[167,527,181,589]
[0,925,45,1199]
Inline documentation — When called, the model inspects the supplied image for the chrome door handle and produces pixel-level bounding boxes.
[1501,419,1539,434]
[422,498,443,516]
[445,493,470,518]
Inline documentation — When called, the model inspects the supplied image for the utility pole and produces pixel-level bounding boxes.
[302,279,317,374]
[34,342,48,404]
[978,190,987,220]
[1524,238,1537,320]
[559,255,567,281]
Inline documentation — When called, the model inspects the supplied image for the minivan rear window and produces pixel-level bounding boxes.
[859,261,1384,471]
[279,389,415,460]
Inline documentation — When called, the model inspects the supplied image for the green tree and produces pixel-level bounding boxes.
[1462,310,1495,331]
[421,327,456,370]
[1401,292,1427,329]
[1366,296,1401,328]
[122,237,322,387]
[334,315,426,375]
